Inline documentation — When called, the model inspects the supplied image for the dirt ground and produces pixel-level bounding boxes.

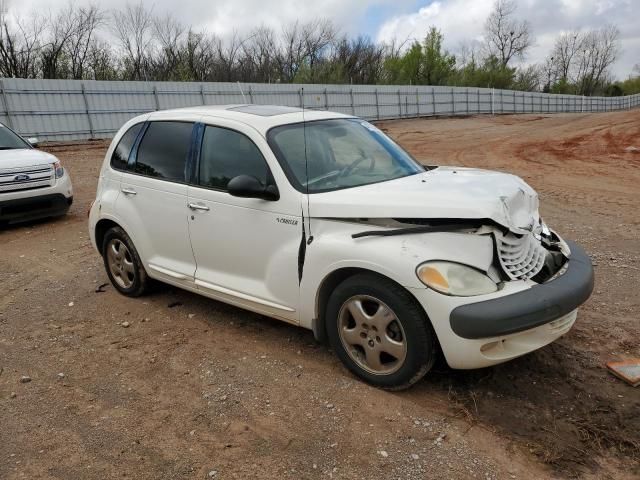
[1,110,639,480]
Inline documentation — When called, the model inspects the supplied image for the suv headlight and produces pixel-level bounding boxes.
[54,160,64,178]
[416,261,498,296]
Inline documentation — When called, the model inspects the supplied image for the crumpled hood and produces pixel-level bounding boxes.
[0,148,57,170]
[310,166,540,235]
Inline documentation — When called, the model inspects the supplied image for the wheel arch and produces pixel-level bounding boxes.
[94,218,122,255]
[312,267,435,345]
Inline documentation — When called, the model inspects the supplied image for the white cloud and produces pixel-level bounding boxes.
[8,0,394,38]
[376,0,639,78]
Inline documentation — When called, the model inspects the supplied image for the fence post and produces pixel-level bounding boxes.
[0,78,13,129]
[81,83,95,140]
[416,88,420,117]
[152,85,160,111]
[350,88,355,115]
[465,88,469,114]
[431,87,436,115]
[374,88,380,120]
[491,88,494,115]
[299,88,304,108]
[499,89,503,113]
[451,88,455,114]
[477,88,480,113]
[200,84,206,105]
[248,85,254,103]
[324,88,329,110]
[397,89,402,117]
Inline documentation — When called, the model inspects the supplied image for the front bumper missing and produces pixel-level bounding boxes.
[449,240,594,340]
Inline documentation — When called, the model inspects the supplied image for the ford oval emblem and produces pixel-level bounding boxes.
[14,174,30,181]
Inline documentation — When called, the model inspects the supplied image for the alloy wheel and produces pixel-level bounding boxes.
[337,295,407,375]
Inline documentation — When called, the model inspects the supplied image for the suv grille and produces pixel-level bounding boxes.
[0,163,55,193]
[496,231,546,281]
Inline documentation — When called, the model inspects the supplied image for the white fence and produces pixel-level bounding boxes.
[0,78,638,141]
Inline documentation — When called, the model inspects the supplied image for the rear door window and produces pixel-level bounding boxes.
[198,126,269,190]
[111,123,144,171]
[134,121,194,182]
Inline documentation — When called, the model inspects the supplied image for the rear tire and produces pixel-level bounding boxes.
[326,273,437,390]
[102,226,150,297]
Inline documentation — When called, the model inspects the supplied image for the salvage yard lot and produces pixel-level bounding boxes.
[1,110,639,479]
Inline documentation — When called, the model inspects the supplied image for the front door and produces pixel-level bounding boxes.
[187,122,301,322]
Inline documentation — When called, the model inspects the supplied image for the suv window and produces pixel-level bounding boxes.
[134,121,194,182]
[199,126,269,190]
[111,123,144,171]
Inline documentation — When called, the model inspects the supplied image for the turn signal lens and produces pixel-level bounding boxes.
[418,266,449,291]
[417,261,498,296]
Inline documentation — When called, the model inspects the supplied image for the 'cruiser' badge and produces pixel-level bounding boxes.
[276,217,298,226]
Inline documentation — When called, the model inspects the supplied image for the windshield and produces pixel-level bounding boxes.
[0,124,30,150]
[267,118,424,193]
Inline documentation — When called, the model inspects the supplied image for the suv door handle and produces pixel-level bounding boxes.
[121,188,137,195]
[188,202,210,211]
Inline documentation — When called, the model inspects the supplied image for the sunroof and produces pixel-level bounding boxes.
[228,105,302,116]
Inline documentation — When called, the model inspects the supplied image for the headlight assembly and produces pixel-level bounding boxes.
[53,160,65,178]
[416,261,498,296]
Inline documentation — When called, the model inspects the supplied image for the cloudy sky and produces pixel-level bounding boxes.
[8,0,639,79]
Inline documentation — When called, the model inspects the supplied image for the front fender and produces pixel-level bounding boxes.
[298,219,495,329]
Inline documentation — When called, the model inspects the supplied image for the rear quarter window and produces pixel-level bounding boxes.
[110,123,144,171]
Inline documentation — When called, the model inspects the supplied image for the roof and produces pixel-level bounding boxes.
[145,104,354,134]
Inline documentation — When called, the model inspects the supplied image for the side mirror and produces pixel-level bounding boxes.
[27,137,39,147]
[227,175,279,201]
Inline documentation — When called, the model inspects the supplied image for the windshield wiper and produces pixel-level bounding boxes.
[352,223,476,239]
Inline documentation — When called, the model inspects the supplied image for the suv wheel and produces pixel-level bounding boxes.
[102,227,150,297]
[326,273,437,390]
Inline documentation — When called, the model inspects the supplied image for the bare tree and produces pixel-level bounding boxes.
[41,4,82,78]
[86,39,118,80]
[550,30,582,84]
[484,0,533,66]
[111,2,154,80]
[152,14,184,80]
[213,31,244,81]
[64,5,103,79]
[574,24,620,95]
[242,26,279,83]
[183,30,216,81]
[0,13,44,78]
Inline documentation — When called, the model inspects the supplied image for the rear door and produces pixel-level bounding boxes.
[186,120,301,322]
[116,119,197,283]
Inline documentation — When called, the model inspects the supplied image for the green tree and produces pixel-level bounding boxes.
[381,26,455,86]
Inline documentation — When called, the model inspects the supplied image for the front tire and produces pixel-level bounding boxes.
[326,273,437,390]
[102,226,150,297]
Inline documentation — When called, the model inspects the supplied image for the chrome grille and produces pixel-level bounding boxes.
[0,163,54,193]
[496,231,547,281]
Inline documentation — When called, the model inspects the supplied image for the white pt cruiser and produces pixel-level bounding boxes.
[89,105,594,390]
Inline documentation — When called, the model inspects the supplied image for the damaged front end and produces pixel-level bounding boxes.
[348,216,570,287]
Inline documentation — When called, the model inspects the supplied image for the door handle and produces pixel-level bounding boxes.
[188,202,210,211]
[121,188,137,195]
